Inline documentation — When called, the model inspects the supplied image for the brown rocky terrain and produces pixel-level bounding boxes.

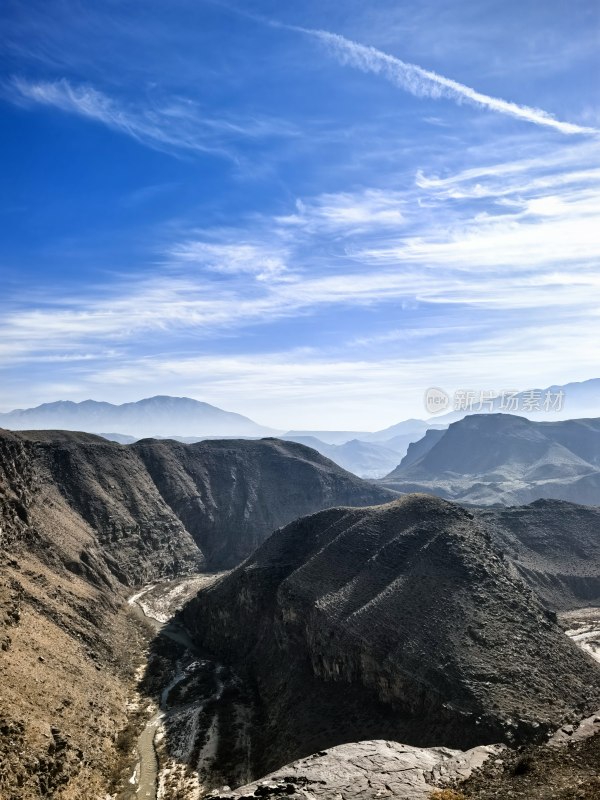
[0,429,154,799]
[181,494,600,777]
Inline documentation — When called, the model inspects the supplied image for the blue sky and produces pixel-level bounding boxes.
[1,0,599,428]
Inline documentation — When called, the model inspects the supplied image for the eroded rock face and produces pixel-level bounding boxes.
[183,495,600,774]
[208,740,503,800]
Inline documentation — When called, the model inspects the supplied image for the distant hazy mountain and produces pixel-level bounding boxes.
[282,429,371,445]
[361,418,431,442]
[428,377,600,423]
[283,419,431,446]
[0,395,275,439]
[281,419,434,476]
[283,435,402,478]
[98,432,138,444]
[383,413,600,505]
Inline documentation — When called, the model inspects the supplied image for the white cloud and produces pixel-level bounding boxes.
[277,189,405,233]
[2,138,599,424]
[21,312,595,428]
[167,241,289,281]
[296,26,599,135]
[2,145,599,361]
[7,77,297,157]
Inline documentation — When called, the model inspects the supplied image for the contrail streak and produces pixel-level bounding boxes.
[291,25,597,136]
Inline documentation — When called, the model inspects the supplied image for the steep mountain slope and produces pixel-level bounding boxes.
[1,430,395,572]
[132,437,395,566]
[479,499,600,610]
[14,429,204,583]
[0,396,275,438]
[383,414,600,505]
[182,494,600,775]
[0,430,162,798]
[0,429,396,798]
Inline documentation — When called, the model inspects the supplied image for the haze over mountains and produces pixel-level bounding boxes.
[383,414,600,506]
[0,396,276,439]
[1,379,598,479]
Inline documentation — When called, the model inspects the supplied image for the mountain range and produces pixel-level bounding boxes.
[382,413,600,505]
[0,429,394,572]
[0,396,276,439]
[1,378,598,479]
[2,422,600,798]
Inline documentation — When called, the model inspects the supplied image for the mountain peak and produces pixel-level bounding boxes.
[0,395,275,439]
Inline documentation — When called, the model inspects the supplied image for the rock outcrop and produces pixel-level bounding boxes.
[208,739,503,800]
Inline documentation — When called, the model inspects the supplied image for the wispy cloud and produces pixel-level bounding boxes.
[2,138,599,423]
[6,76,297,158]
[293,26,598,136]
[276,189,405,234]
[167,241,290,281]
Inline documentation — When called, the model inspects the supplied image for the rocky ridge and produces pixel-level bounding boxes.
[182,494,600,775]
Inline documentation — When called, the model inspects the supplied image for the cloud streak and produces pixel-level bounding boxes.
[294,26,598,136]
[7,76,297,158]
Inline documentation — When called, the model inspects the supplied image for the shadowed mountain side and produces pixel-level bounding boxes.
[181,494,600,774]
[383,414,600,505]
[132,437,396,567]
[478,499,600,610]
[1,429,203,585]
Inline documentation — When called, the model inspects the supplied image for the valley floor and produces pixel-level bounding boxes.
[120,573,255,800]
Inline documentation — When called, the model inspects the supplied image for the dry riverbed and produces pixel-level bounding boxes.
[561,607,600,664]
[117,572,253,800]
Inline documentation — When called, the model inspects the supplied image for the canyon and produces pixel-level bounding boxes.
[1,426,599,799]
